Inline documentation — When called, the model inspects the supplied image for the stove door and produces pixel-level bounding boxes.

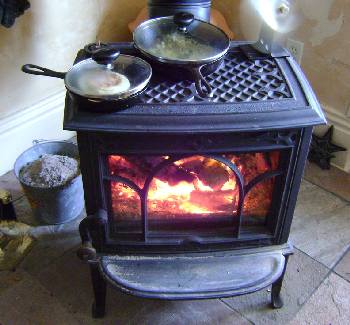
[105,151,284,245]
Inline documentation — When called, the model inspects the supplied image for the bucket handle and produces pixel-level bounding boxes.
[32,139,76,145]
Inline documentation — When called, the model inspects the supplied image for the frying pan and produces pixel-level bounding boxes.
[22,46,152,111]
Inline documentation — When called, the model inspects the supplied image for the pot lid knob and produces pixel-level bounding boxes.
[91,47,120,66]
[174,12,194,31]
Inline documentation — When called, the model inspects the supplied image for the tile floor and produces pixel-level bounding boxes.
[0,162,349,325]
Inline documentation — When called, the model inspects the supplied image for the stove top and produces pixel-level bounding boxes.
[141,49,292,104]
[63,42,325,134]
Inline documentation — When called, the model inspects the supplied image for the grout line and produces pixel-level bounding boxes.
[331,245,350,270]
[332,269,350,285]
[13,194,25,203]
[290,248,334,313]
[331,245,350,281]
[219,299,255,324]
[293,246,331,271]
[303,177,350,204]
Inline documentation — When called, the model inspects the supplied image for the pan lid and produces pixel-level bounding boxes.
[133,12,230,64]
[66,46,152,100]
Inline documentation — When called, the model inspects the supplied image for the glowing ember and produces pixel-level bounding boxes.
[108,153,279,223]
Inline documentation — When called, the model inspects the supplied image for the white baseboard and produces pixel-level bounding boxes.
[316,105,350,173]
[0,91,75,176]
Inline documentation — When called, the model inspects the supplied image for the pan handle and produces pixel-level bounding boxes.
[21,64,66,79]
[189,66,213,98]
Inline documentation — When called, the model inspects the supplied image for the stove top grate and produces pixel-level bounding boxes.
[141,50,292,104]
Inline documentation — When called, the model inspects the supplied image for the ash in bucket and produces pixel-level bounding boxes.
[19,154,79,188]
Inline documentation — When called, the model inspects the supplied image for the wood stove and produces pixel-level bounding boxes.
[64,42,326,318]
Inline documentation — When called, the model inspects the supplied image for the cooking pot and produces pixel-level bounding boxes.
[148,0,212,22]
[133,12,230,97]
[22,45,152,111]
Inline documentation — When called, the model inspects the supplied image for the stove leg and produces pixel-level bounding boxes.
[90,262,107,318]
[271,254,289,309]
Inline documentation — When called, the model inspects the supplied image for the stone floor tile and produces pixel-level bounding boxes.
[0,269,26,294]
[13,194,83,275]
[0,170,24,202]
[294,180,348,219]
[334,249,350,282]
[289,273,350,325]
[35,249,250,325]
[18,235,81,276]
[0,270,79,325]
[129,299,250,325]
[13,195,39,226]
[222,249,329,325]
[291,201,350,267]
[304,162,350,202]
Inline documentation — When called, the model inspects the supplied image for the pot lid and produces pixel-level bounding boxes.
[134,12,230,64]
[66,46,152,100]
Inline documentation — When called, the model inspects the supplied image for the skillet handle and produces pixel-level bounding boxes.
[22,64,66,79]
[190,67,213,98]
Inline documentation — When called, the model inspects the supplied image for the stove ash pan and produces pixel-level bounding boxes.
[67,42,326,318]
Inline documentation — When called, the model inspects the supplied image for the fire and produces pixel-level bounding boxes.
[108,153,279,221]
[148,178,232,214]
[112,176,237,216]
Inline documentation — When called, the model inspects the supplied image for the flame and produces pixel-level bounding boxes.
[148,178,225,214]
[109,153,279,220]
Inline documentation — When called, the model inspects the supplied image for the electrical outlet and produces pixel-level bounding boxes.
[286,39,304,64]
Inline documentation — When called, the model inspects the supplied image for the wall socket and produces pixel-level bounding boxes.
[286,39,304,64]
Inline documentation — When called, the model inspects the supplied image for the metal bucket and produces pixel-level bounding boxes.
[14,140,84,225]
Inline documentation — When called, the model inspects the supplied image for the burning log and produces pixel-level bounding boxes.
[109,156,196,187]
[189,189,237,213]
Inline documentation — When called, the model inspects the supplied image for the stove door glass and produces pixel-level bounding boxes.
[107,151,281,240]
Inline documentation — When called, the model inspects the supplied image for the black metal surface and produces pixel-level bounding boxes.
[173,11,195,28]
[91,47,120,65]
[71,41,326,314]
[22,64,66,79]
[99,244,292,300]
[64,42,326,133]
[271,254,290,309]
[141,51,291,103]
[74,129,307,253]
[148,0,211,21]
[308,125,346,170]
[68,89,147,113]
[90,261,107,318]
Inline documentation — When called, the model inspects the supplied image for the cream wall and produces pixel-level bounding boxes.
[0,0,145,120]
[0,0,145,175]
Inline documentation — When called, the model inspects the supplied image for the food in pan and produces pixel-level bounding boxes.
[150,33,215,60]
[79,69,131,96]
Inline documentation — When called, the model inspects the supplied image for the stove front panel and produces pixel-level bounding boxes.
[77,128,310,252]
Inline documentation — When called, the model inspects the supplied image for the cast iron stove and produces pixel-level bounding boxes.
[64,42,326,318]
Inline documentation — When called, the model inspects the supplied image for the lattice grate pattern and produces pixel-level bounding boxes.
[141,51,292,105]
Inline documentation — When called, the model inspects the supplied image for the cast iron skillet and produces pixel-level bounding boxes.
[133,12,230,97]
[21,46,152,112]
